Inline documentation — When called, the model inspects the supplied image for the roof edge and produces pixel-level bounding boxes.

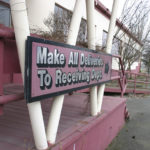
[95,0,143,46]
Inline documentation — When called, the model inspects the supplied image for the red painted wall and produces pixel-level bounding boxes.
[0,37,22,94]
[3,39,20,74]
[0,40,4,95]
[65,103,125,150]
[52,98,126,150]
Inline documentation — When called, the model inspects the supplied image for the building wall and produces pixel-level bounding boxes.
[54,0,142,70]
[0,0,142,72]
[27,0,55,31]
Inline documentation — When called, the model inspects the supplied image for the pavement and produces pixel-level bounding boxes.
[107,95,150,150]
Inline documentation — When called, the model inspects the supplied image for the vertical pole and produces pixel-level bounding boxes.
[146,75,148,89]
[97,0,119,113]
[46,0,84,144]
[27,102,48,149]
[121,75,125,97]
[0,40,4,95]
[105,0,120,54]
[134,74,136,95]
[67,0,84,45]
[86,0,98,116]
[10,1,48,149]
[46,95,64,145]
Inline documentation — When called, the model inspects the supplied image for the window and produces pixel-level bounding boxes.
[102,30,121,54]
[44,4,73,42]
[111,37,121,55]
[1,0,9,3]
[45,4,87,44]
[102,30,107,49]
[0,0,11,27]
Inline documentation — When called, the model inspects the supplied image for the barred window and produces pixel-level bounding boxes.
[102,30,121,54]
[0,0,11,27]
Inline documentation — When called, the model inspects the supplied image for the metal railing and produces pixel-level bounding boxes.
[111,55,127,97]
[125,71,150,94]
[110,57,150,95]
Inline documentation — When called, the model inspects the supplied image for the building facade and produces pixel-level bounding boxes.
[0,0,142,72]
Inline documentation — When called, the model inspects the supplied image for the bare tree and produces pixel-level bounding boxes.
[142,49,150,74]
[31,5,87,46]
[113,0,150,70]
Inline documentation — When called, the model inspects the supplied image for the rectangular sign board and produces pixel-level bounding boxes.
[25,36,112,103]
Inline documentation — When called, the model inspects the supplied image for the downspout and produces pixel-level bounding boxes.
[97,0,120,113]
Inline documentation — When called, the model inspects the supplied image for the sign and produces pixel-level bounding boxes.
[25,36,112,103]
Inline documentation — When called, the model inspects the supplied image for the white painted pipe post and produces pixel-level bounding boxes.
[97,85,105,113]
[46,95,64,145]
[67,0,84,45]
[86,0,98,116]
[105,0,119,54]
[46,0,84,144]
[97,0,120,113]
[10,1,48,149]
[27,102,48,150]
